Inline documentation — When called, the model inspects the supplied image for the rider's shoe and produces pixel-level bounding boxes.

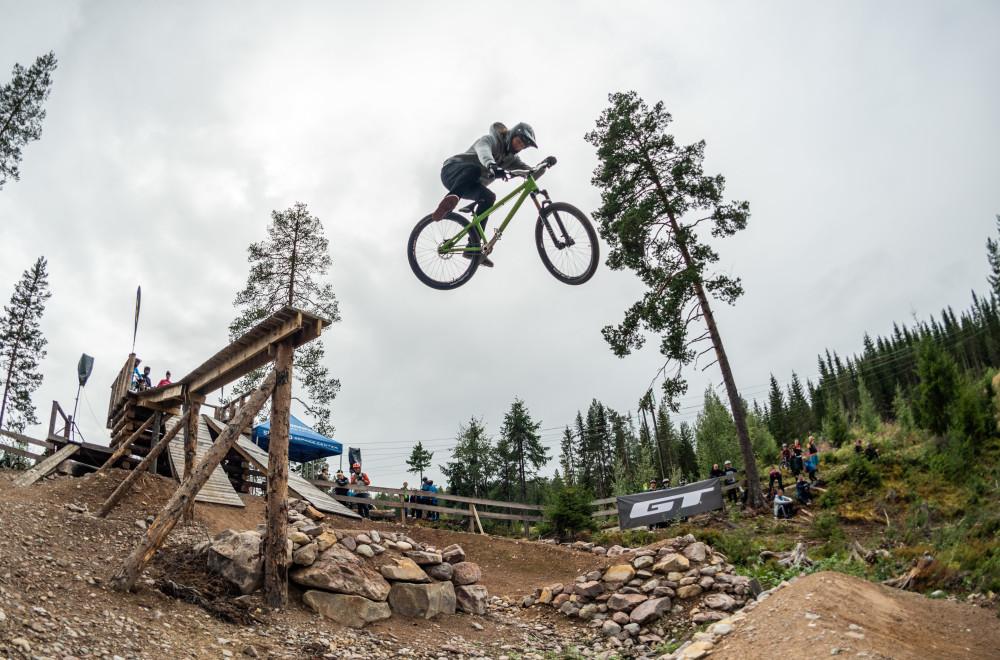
[432,194,459,221]
[463,251,494,268]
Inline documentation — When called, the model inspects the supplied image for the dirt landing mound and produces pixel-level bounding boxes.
[712,571,998,660]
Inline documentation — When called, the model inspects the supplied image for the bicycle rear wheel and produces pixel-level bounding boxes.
[408,212,479,290]
[535,202,599,285]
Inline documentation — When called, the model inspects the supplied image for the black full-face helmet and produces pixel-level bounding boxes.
[510,122,537,148]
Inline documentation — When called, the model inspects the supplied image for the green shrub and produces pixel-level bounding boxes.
[809,512,845,544]
[835,455,883,492]
[542,486,598,540]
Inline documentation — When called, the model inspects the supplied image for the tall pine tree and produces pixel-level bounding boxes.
[586,91,764,506]
[496,398,548,501]
[229,202,341,441]
[0,51,57,189]
[440,418,493,497]
[405,441,433,481]
[0,257,51,439]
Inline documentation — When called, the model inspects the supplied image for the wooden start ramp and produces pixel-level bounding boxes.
[164,415,245,508]
[204,417,359,519]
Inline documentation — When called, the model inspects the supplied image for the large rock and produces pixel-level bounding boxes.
[676,584,703,599]
[451,562,482,585]
[633,555,655,570]
[290,546,390,601]
[629,596,671,624]
[206,529,263,595]
[683,542,708,563]
[292,542,319,566]
[703,593,737,611]
[607,593,648,611]
[380,558,430,583]
[302,590,391,628]
[442,544,466,564]
[455,584,489,615]
[315,531,338,552]
[653,553,690,574]
[405,550,443,566]
[575,580,604,598]
[603,564,636,583]
[388,581,456,618]
[426,562,454,581]
[340,536,357,551]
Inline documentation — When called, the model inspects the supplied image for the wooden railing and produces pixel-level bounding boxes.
[48,400,72,442]
[0,430,54,463]
[107,354,136,428]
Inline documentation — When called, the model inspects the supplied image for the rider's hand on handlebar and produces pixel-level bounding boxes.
[542,155,557,167]
[488,163,507,181]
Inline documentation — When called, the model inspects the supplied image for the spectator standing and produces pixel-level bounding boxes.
[793,440,803,457]
[333,468,350,499]
[854,438,864,455]
[722,460,738,503]
[807,435,818,455]
[646,478,659,491]
[138,366,153,391]
[790,450,804,479]
[350,462,372,518]
[865,442,880,462]
[401,480,410,518]
[709,463,724,479]
[768,465,784,491]
[426,479,440,521]
[131,358,143,390]
[780,443,791,470]
[805,450,819,481]
[157,371,172,387]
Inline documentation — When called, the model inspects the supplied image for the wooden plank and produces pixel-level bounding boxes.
[0,430,54,450]
[0,444,45,461]
[330,494,543,522]
[164,416,244,508]
[12,445,79,487]
[471,503,485,534]
[183,400,201,520]
[110,369,277,593]
[264,340,292,608]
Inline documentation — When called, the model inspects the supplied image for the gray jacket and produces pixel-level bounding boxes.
[443,122,537,186]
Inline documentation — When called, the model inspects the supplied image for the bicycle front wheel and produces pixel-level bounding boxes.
[408,212,479,290]
[535,202,599,285]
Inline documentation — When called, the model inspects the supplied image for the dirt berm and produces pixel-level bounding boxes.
[710,571,1000,660]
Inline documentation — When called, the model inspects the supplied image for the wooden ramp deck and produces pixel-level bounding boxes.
[164,416,245,508]
[204,417,359,519]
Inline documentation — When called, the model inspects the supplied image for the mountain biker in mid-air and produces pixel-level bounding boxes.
[430,121,555,267]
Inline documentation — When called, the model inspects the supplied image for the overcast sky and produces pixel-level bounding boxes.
[1,1,997,489]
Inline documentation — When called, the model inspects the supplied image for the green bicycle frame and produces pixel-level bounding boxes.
[439,175,541,255]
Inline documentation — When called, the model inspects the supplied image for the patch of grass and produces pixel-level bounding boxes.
[592,527,658,548]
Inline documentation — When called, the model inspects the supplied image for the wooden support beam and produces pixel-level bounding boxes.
[183,399,201,520]
[12,444,79,487]
[264,341,292,608]
[96,410,191,518]
[95,415,157,475]
[110,369,277,593]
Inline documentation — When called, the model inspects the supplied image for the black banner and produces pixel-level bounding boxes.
[616,478,724,529]
[348,446,362,469]
[77,353,94,386]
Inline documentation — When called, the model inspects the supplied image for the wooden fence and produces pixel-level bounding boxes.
[0,430,54,463]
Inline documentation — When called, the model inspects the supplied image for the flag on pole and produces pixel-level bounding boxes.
[132,286,141,353]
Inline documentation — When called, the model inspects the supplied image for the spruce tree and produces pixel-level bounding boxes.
[986,215,1000,300]
[586,91,763,506]
[0,52,57,189]
[440,418,493,497]
[676,422,699,480]
[856,379,880,434]
[766,375,788,443]
[892,384,915,431]
[229,202,341,437]
[913,338,960,435]
[694,388,739,475]
[821,395,850,447]
[558,426,576,485]
[786,372,814,439]
[0,257,51,441]
[497,398,548,501]
[405,441,433,481]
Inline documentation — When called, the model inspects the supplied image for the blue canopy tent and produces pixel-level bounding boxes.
[251,415,342,464]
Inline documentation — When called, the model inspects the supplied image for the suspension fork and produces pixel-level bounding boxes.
[531,189,575,249]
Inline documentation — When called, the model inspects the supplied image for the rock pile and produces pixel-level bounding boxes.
[200,499,488,628]
[525,534,753,654]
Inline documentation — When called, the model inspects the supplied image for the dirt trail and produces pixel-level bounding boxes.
[712,571,1000,660]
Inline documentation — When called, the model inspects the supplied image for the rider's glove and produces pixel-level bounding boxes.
[542,155,557,167]
[488,163,507,180]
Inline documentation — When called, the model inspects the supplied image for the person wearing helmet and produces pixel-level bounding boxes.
[430,121,552,267]
[350,462,372,519]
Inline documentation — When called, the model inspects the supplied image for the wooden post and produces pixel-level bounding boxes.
[264,341,292,608]
[95,415,157,475]
[110,370,277,592]
[183,398,201,520]
[96,410,191,518]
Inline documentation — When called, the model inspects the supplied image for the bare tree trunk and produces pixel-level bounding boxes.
[665,209,764,508]
[264,341,292,608]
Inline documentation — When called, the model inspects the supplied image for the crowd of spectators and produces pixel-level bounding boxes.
[130,357,171,392]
